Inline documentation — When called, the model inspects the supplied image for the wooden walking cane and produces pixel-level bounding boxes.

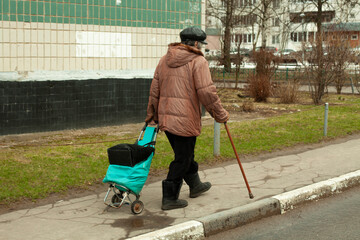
[224,123,254,199]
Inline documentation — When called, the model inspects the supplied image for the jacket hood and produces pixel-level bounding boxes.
[165,43,204,68]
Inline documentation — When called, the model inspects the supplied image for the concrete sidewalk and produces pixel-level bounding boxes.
[1,138,360,240]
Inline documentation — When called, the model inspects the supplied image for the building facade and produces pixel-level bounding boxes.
[0,0,206,135]
[206,0,360,52]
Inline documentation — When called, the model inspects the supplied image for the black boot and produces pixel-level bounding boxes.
[161,180,188,210]
[184,172,211,198]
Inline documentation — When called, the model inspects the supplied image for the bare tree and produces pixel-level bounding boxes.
[207,0,248,72]
[333,0,360,21]
[207,0,284,69]
[247,49,276,102]
[302,0,357,103]
[238,1,290,54]
[354,67,360,94]
[255,0,273,48]
[294,0,334,104]
[326,33,354,94]
[233,0,275,52]
[312,0,327,104]
[207,0,236,72]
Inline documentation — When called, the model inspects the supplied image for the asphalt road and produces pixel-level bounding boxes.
[207,186,360,240]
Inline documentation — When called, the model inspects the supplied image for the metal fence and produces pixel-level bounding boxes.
[211,67,360,88]
[211,67,304,84]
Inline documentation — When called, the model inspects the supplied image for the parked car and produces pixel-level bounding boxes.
[350,46,360,55]
[292,46,330,64]
[230,48,250,57]
[239,48,250,55]
[234,46,278,62]
[275,49,296,56]
[255,46,278,53]
[303,47,328,55]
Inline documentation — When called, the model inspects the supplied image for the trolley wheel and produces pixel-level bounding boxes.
[111,191,124,205]
[131,200,144,214]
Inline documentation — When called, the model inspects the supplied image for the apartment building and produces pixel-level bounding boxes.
[206,0,360,52]
[0,0,206,135]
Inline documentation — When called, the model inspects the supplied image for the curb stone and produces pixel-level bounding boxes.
[272,169,360,213]
[198,198,280,237]
[128,221,204,240]
[129,170,360,240]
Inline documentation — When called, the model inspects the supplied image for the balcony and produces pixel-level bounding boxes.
[290,11,335,24]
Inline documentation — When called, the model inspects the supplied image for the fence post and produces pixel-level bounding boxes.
[274,68,277,82]
[350,77,355,94]
[324,103,329,137]
[213,120,220,156]
[286,68,289,82]
[223,68,225,86]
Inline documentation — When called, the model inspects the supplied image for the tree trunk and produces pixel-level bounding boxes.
[223,25,232,72]
[261,1,268,48]
[313,0,325,105]
[222,0,234,72]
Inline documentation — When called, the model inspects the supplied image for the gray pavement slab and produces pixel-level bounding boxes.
[1,138,360,240]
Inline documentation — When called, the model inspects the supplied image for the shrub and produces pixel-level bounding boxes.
[276,81,300,104]
[246,49,277,102]
[247,74,272,102]
[242,99,255,112]
[352,68,360,95]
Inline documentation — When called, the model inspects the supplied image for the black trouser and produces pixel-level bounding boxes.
[165,131,198,183]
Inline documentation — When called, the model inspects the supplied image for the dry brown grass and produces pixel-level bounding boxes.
[275,81,301,104]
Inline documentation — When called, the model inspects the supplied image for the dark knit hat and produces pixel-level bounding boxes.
[180,27,208,44]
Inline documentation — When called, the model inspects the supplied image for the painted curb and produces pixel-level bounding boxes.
[131,170,360,239]
[127,220,204,240]
[197,198,280,237]
[272,169,360,213]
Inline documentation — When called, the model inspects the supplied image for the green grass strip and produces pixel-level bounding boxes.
[0,96,359,204]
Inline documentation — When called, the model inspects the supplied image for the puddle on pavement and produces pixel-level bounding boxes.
[111,209,175,230]
[111,209,176,240]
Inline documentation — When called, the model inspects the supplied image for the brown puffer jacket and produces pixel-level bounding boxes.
[145,43,229,137]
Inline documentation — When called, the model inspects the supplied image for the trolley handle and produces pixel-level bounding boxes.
[141,122,148,131]
[137,123,148,142]
[136,123,160,144]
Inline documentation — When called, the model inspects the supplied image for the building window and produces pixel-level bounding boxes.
[238,0,257,7]
[293,0,312,2]
[308,32,315,42]
[272,35,280,44]
[248,34,254,42]
[301,32,307,41]
[351,34,358,40]
[291,32,307,42]
[234,34,255,43]
[233,34,239,44]
[298,32,303,41]
[341,34,349,40]
[235,14,257,26]
[273,0,281,8]
[273,18,280,27]
[290,11,335,23]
